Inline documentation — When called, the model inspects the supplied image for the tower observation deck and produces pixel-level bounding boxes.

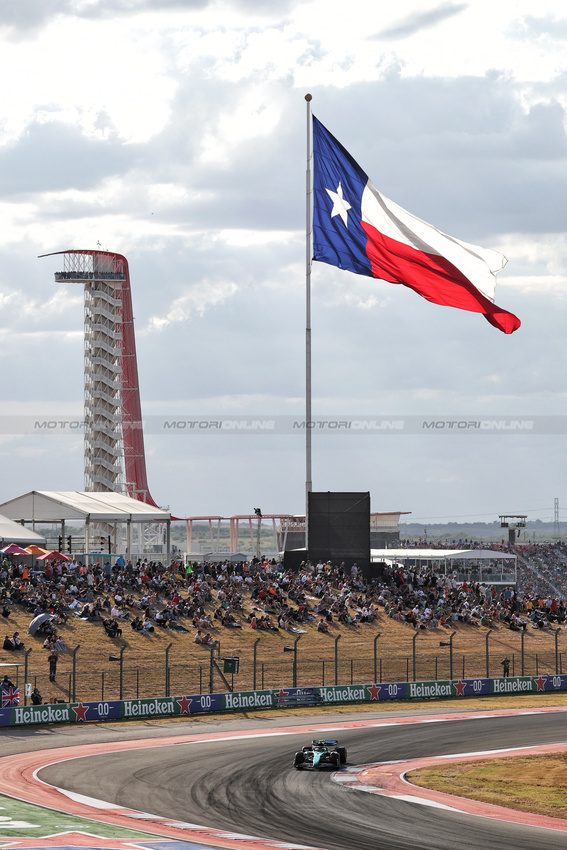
[40,249,159,508]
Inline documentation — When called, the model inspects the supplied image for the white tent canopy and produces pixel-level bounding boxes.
[0,491,170,523]
[371,548,517,586]
[372,548,516,562]
[0,514,45,546]
[0,491,171,562]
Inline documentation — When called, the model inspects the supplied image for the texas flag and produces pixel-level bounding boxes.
[312,117,520,334]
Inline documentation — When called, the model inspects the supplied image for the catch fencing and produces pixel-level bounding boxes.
[8,631,564,704]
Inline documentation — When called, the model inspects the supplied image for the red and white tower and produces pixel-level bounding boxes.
[41,249,158,507]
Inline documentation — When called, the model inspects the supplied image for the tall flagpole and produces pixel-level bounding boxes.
[305,93,313,553]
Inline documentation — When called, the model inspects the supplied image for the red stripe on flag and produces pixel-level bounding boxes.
[362,222,520,334]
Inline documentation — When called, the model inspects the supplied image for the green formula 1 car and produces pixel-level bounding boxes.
[293,739,347,770]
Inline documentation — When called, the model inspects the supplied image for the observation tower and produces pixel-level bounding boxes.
[41,249,158,508]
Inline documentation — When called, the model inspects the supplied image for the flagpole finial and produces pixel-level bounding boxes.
[305,93,312,101]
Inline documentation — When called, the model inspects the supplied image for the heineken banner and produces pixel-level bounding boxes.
[0,674,565,727]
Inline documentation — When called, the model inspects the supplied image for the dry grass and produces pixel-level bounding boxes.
[1,589,566,703]
[410,755,567,818]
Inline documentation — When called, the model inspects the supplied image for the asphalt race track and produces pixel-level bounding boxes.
[37,710,567,850]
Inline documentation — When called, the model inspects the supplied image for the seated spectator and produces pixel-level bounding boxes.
[12,631,24,650]
[141,616,155,633]
[317,618,329,632]
[193,629,204,644]
[104,618,122,638]
[221,611,241,628]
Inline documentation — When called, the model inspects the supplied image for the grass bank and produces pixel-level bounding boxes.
[410,754,567,819]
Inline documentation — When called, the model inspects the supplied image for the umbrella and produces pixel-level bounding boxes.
[28,613,54,636]
[1,544,30,556]
[25,545,48,555]
[36,551,71,561]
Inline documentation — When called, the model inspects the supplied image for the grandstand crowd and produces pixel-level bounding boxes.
[1,540,567,645]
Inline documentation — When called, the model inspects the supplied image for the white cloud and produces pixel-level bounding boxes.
[0,16,175,146]
[0,0,567,519]
[146,279,239,331]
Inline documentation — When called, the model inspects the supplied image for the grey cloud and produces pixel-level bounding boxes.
[311,77,567,239]
[5,69,567,246]
[1,0,209,36]
[372,2,468,41]
[1,0,292,37]
[0,121,138,196]
[6,71,567,245]
[512,14,567,40]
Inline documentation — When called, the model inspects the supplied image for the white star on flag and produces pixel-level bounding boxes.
[325,182,351,227]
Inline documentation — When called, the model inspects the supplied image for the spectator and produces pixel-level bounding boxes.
[12,631,24,650]
[48,650,58,682]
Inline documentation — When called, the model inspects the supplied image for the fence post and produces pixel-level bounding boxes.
[165,643,173,697]
[412,631,420,682]
[72,644,81,702]
[253,637,261,691]
[119,646,125,700]
[373,633,381,683]
[449,631,457,681]
[485,629,493,678]
[24,647,32,706]
[209,643,215,694]
[293,635,301,688]
[555,628,561,675]
[334,634,341,685]
[521,629,525,676]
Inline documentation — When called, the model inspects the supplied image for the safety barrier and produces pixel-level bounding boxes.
[0,673,564,727]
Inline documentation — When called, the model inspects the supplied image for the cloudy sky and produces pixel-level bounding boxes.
[1,0,566,526]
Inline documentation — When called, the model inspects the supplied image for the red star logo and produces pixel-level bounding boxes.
[535,676,547,692]
[177,695,193,714]
[72,702,89,721]
[454,680,467,697]
[367,683,381,700]
[276,688,288,702]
